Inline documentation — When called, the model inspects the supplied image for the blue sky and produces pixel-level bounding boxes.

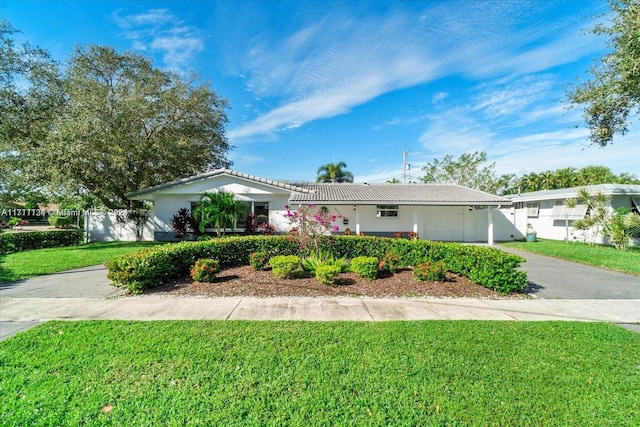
[3,0,639,183]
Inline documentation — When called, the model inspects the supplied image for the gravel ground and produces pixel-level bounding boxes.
[145,265,525,299]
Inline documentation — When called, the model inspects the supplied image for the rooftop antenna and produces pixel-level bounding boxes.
[402,150,410,183]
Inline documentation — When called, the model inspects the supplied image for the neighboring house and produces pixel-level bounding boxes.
[502,184,640,242]
[87,169,514,243]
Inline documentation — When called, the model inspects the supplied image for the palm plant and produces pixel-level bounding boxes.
[316,161,354,183]
[194,190,246,237]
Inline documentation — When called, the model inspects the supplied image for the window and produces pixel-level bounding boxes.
[550,201,587,220]
[525,202,539,218]
[254,202,269,224]
[376,205,398,218]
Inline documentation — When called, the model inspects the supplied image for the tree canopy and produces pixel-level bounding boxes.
[507,165,639,193]
[566,0,640,146]
[0,21,64,204]
[420,151,513,194]
[316,161,354,183]
[1,24,231,208]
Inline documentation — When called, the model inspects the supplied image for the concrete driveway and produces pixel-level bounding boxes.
[0,265,116,298]
[499,247,640,299]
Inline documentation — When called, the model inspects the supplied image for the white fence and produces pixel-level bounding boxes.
[85,210,156,242]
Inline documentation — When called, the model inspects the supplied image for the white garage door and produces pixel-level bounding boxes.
[423,206,464,241]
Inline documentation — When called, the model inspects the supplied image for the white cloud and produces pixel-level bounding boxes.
[229,1,604,143]
[432,92,448,103]
[113,9,203,70]
[230,153,265,167]
[417,108,495,156]
[229,10,443,142]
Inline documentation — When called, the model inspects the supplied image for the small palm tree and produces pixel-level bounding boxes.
[195,190,246,236]
[316,161,354,183]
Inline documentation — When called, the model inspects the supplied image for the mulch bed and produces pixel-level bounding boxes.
[145,265,526,299]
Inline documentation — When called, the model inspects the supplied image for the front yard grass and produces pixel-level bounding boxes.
[502,240,640,276]
[1,320,638,426]
[0,241,164,282]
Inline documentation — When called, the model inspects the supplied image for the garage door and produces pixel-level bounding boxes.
[422,206,463,241]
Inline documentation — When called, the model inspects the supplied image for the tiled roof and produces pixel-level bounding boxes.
[127,169,510,205]
[127,168,310,198]
[290,183,510,205]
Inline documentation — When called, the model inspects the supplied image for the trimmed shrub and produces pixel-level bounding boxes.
[106,235,300,293]
[413,261,447,281]
[0,229,84,255]
[249,251,270,271]
[350,256,379,281]
[315,265,341,285]
[269,255,301,279]
[379,251,401,273]
[105,234,528,294]
[190,259,221,282]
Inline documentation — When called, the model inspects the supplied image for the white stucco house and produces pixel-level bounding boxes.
[501,184,640,242]
[86,169,515,243]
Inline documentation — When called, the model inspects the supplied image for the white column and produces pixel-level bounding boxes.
[355,206,360,235]
[487,206,494,245]
[413,207,418,234]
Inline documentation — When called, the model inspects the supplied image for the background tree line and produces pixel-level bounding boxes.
[419,151,639,195]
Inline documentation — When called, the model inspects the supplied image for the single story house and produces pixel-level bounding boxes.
[87,169,515,243]
[502,184,640,242]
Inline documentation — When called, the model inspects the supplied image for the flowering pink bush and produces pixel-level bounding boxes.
[283,204,344,254]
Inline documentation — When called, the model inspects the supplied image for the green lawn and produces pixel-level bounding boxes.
[502,239,640,276]
[1,320,638,426]
[0,241,164,282]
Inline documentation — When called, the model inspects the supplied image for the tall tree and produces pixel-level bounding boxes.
[0,21,64,203]
[316,161,354,183]
[5,40,231,209]
[420,151,507,194]
[566,0,640,146]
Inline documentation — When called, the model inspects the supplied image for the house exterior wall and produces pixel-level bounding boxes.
[152,194,292,241]
[84,199,513,243]
[506,194,636,242]
[312,204,513,242]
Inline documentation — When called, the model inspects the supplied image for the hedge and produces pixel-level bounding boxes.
[106,235,528,294]
[0,229,84,255]
[106,235,300,293]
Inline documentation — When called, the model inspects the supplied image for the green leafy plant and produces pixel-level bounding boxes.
[195,190,247,236]
[315,265,342,285]
[301,252,349,274]
[269,255,301,279]
[350,256,379,281]
[190,259,221,282]
[379,251,401,273]
[249,251,269,271]
[413,261,447,281]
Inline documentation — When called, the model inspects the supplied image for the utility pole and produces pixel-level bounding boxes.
[402,150,410,183]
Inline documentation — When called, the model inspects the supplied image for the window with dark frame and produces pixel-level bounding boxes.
[376,205,398,218]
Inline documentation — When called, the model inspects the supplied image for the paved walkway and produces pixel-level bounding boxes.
[1,249,640,340]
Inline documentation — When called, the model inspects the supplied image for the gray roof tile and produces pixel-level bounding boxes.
[290,183,509,205]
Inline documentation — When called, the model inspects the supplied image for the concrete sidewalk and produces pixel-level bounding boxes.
[2,295,639,324]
